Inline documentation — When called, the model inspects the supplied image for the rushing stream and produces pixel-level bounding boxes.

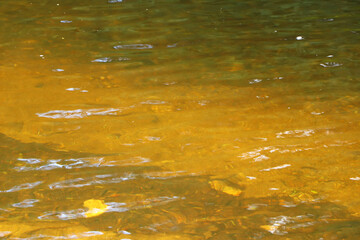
[0,0,360,239]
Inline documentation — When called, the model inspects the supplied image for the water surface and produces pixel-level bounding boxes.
[0,0,360,239]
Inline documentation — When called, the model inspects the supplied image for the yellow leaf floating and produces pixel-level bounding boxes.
[260,225,278,233]
[83,199,108,218]
[209,180,242,196]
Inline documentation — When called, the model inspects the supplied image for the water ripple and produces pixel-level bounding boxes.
[12,199,39,208]
[48,174,134,189]
[113,44,153,50]
[141,100,166,105]
[262,215,316,235]
[350,177,360,181]
[276,129,315,138]
[38,208,86,220]
[14,157,108,172]
[14,231,105,239]
[260,164,291,172]
[238,145,315,162]
[18,158,42,164]
[0,181,43,193]
[36,108,122,119]
[91,57,130,63]
[238,146,277,162]
[108,0,123,3]
[65,87,88,92]
[52,68,64,72]
[320,62,343,67]
[106,156,151,166]
[60,20,72,23]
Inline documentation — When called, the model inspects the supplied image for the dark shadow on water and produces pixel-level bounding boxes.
[0,132,98,162]
[81,175,360,239]
[1,132,360,239]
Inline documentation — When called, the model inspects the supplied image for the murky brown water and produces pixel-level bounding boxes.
[1,0,360,239]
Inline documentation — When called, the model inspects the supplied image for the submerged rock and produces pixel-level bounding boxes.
[209,179,242,196]
[209,173,246,196]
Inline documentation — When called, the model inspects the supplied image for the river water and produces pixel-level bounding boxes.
[0,0,359,239]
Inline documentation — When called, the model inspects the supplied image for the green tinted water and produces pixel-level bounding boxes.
[0,0,360,239]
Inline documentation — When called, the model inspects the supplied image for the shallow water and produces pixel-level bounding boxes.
[0,0,360,239]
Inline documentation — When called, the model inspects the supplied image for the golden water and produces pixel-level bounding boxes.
[0,0,359,239]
